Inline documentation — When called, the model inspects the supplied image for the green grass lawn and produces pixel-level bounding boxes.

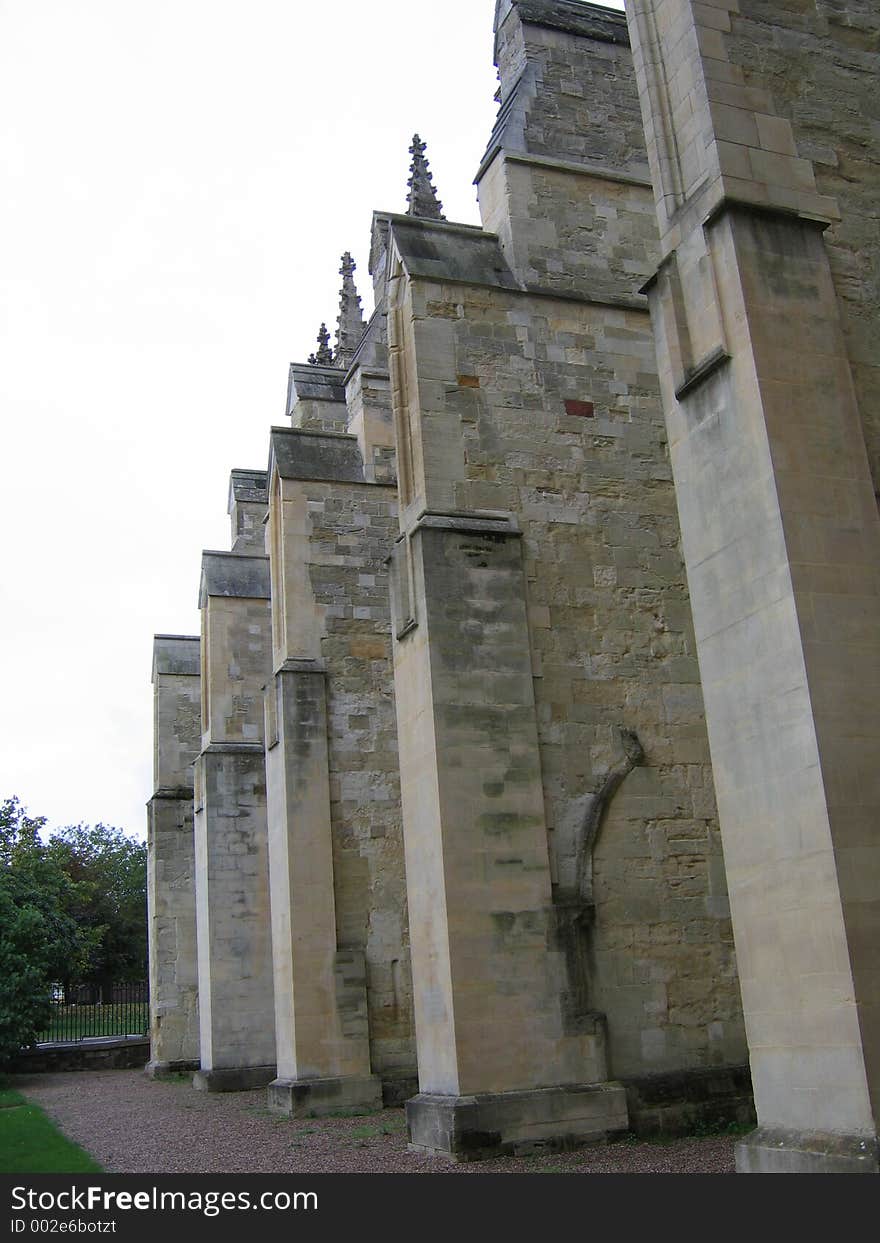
[0,1087,104,1173]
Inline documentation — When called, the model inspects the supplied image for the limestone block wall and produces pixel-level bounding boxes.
[343,306,396,487]
[665,206,880,1138]
[195,552,276,1077]
[228,469,269,553]
[482,2,658,302]
[388,235,746,1079]
[625,0,878,485]
[201,588,273,749]
[499,4,644,169]
[719,0,880,493]
[147,797,200,1068]
[152,639,201,791]
[194,744,276,1072]
[392,514,610,1096]
[479,152,659,305]
[287,365,349,434]
[345,366,396,486]
[267,430,415,1090]
[309,484,407,1010]
[625,0,880,1163]
[266,660,375,1092]
[148,634,201,1070]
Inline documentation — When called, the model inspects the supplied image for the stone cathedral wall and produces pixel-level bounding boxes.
[148,0,778,1140]
[394,265,747,1081]
[147,637,201,1073]
[621,0,880,1170]
[474,1,747,1080]
[486,1,658,300]
[280,472,415,1092]
[721,0,880,493]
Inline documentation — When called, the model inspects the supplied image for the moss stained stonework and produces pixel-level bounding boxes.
[148,1,878,1168]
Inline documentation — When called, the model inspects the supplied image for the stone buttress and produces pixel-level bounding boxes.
[377,1,750,1159]
[146,0,880,1167]
[265,286,417,1116]
[624,0,880,1172]
[191,471,277,1090]
[146,634,201,1075]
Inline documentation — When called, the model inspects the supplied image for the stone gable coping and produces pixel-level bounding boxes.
[495,0,630,49]
[388,216,518,291]
[152,634,200,680]
[228,468,269,509]
[198,551,271,607]
[268,426,366,485]
[286,363,347,410]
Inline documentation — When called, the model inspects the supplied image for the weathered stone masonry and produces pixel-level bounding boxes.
[192,543,276,1090]
[148,0,879,1170]
[625,0,880,1173]
[147,635,200,1076]
[265,409,414,1114]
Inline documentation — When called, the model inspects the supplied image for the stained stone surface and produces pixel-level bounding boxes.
[147,635,201,1073]
[148,0,880,1167]
[265,427,415,1098]
[625,0,880,1168]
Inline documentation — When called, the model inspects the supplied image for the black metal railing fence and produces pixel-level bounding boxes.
[35,981,149,1044]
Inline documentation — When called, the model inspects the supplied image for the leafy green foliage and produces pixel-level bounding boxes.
[0,797,147,1058]
[0,798,83,1059]
[45,822,147,987]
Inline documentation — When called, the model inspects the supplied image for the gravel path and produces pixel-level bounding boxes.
[13,1070,736,1174]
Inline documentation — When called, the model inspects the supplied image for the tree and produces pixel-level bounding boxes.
[0,798,148,1057]
[45,823,147,997]
[0,798,83,1059]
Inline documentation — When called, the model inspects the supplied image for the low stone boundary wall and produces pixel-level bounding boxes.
[621,1064,755,1137]
[4,1038,151,1075]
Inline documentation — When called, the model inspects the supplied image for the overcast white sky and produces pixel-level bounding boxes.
[0,0,625,841]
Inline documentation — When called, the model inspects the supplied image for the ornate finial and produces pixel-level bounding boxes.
[334,251,365,369]
[307,322,334,367]
[406,133,445,221]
